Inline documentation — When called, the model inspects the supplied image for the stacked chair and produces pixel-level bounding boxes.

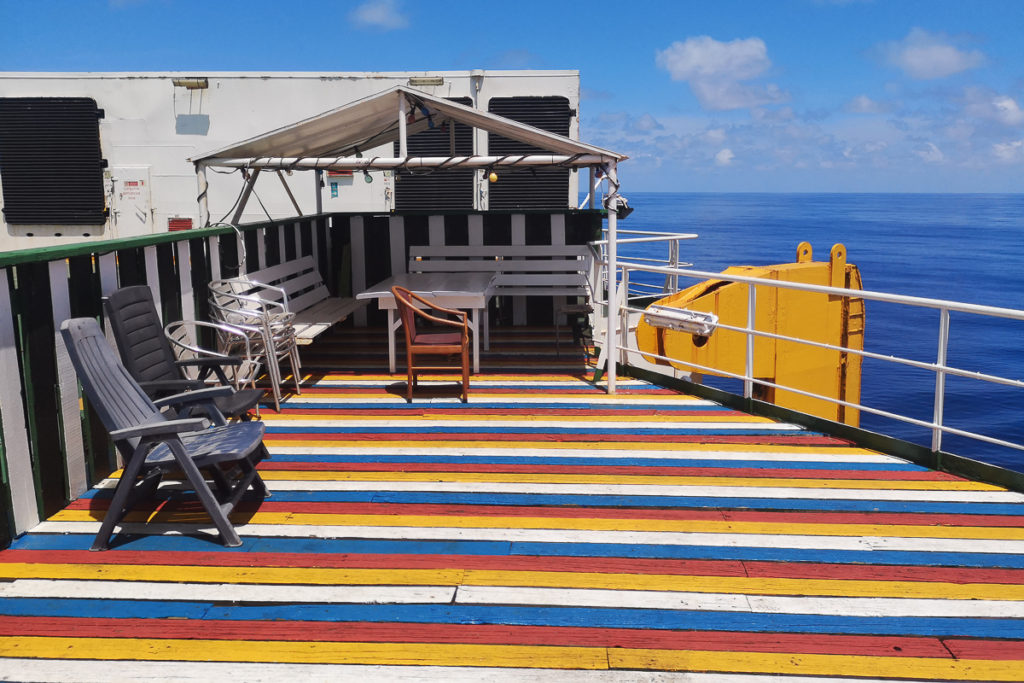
[60,317,269,550]
[208,278,302,411]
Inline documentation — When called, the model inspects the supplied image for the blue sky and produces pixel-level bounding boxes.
[3,0,1023,192]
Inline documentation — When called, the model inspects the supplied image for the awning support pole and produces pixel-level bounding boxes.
[232,168,261,226]
[314,170,323,214]
[276,170,303,217]
[398,97,409,159]
[196,163,210,227]
[605,161,619,395]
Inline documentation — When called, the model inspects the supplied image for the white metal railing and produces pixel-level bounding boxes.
[590,246,1024,457]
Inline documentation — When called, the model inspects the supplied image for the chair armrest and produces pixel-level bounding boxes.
[139,379,204,396]
[175,357,244,384]
[403,288,470,320]
[110,417,207,441]
[153,386,234,409]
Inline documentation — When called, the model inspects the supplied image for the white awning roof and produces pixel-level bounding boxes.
[192,85,625,169]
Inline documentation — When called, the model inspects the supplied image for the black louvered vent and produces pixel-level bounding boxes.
[0,97,107,225]
[487,97,572,210]
[394,97,474,211]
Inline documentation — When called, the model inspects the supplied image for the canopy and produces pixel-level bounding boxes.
[193,85,626,170]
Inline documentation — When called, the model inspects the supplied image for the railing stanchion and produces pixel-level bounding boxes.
[932,308,950,452]
[745,283,756,399]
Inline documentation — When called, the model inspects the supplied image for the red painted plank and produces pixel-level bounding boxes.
[6,549,1023,585]
[263,432,851,445]
[0,616,954,657]
[254,461,954,481]
[942,638,1024,660]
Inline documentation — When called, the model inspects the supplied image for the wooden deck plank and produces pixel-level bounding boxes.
[1,326,1022,679]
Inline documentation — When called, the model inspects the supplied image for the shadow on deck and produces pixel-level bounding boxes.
[0,325,1022,680]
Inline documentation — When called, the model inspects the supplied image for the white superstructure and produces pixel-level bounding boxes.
[0,71,580,250]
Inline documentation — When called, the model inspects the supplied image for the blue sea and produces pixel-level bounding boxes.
[615,193,1024,473]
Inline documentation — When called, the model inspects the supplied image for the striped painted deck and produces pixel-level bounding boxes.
[2,326,1023,681]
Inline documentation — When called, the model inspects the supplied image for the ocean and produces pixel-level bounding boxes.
[615,193,1024,473]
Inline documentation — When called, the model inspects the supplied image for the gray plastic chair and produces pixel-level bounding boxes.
[103,285,264,420]
[60,317,268,550]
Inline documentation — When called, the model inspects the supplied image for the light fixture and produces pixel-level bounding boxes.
[644,305,718,337]
[172,77,209,90]
[408,76,444,87]
[363,171,373,184]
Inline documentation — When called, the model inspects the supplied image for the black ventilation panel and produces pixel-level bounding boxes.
[0,97,107,225]
[393,97,474,211]
[487,96,572,210]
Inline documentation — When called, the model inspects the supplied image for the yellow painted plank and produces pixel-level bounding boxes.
[49,509,1024,540]
[258,439,888,455]
[246,471,1000,490]
[0,637,608,669]
[610,648,1024,681]
[2,563,1023,600]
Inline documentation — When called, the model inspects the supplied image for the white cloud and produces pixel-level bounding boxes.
[916,142,945,163]
[656,36,787,110]
[992,96,1024,126]
[964,88,1024,127]
[880,28,984,79]
[704,128,727,144]
[845,95,887,114]
[630,114,664,133]
[715,148,735,166]
[993,140,1024,162]
[349,0,408,30]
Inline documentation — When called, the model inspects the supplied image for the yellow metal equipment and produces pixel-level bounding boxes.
[636,242,865,426]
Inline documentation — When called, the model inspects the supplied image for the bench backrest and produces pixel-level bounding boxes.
[243,255,329,313]
[408,245,594,296]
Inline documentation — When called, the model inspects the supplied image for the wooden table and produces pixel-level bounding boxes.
[356,271,495,374]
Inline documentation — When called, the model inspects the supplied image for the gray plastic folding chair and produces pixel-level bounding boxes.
[103,285,264,420]
[60,317,269,550]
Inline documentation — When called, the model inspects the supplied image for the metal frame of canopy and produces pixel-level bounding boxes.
[191,85,628,392]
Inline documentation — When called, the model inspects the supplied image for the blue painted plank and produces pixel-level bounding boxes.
[0,599,1020,639]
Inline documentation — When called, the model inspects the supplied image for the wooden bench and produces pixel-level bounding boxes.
[235,256,363,344]
[407,245,594,301]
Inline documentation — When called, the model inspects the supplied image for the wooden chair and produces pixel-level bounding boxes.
[392,285,469,403]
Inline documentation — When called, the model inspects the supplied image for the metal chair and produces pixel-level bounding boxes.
[392,285,469,403]
[60,317,268,550]
[208,278,302,411]
[102,285,264,420]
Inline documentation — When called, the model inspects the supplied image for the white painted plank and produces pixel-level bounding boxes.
[48,260,87,498]
[428,214,445,247]
[176,240,195,327]
[511,213,526,325]
[389,215,406,277]
[351,216,367,326]
[457,586,1024,617]
[208,235,221,280]
[262,446,901,463]
[0,661,865,682]
[143,244,161,312]
[0,269,39,533]
[43,519,1024,553]
[468,214,483,246]
[0,579,455,604]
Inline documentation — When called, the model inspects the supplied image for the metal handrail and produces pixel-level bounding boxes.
[589,240,1024,456]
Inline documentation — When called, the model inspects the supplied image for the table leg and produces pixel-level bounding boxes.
[388,309,397,374]
[471,307,481,373]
